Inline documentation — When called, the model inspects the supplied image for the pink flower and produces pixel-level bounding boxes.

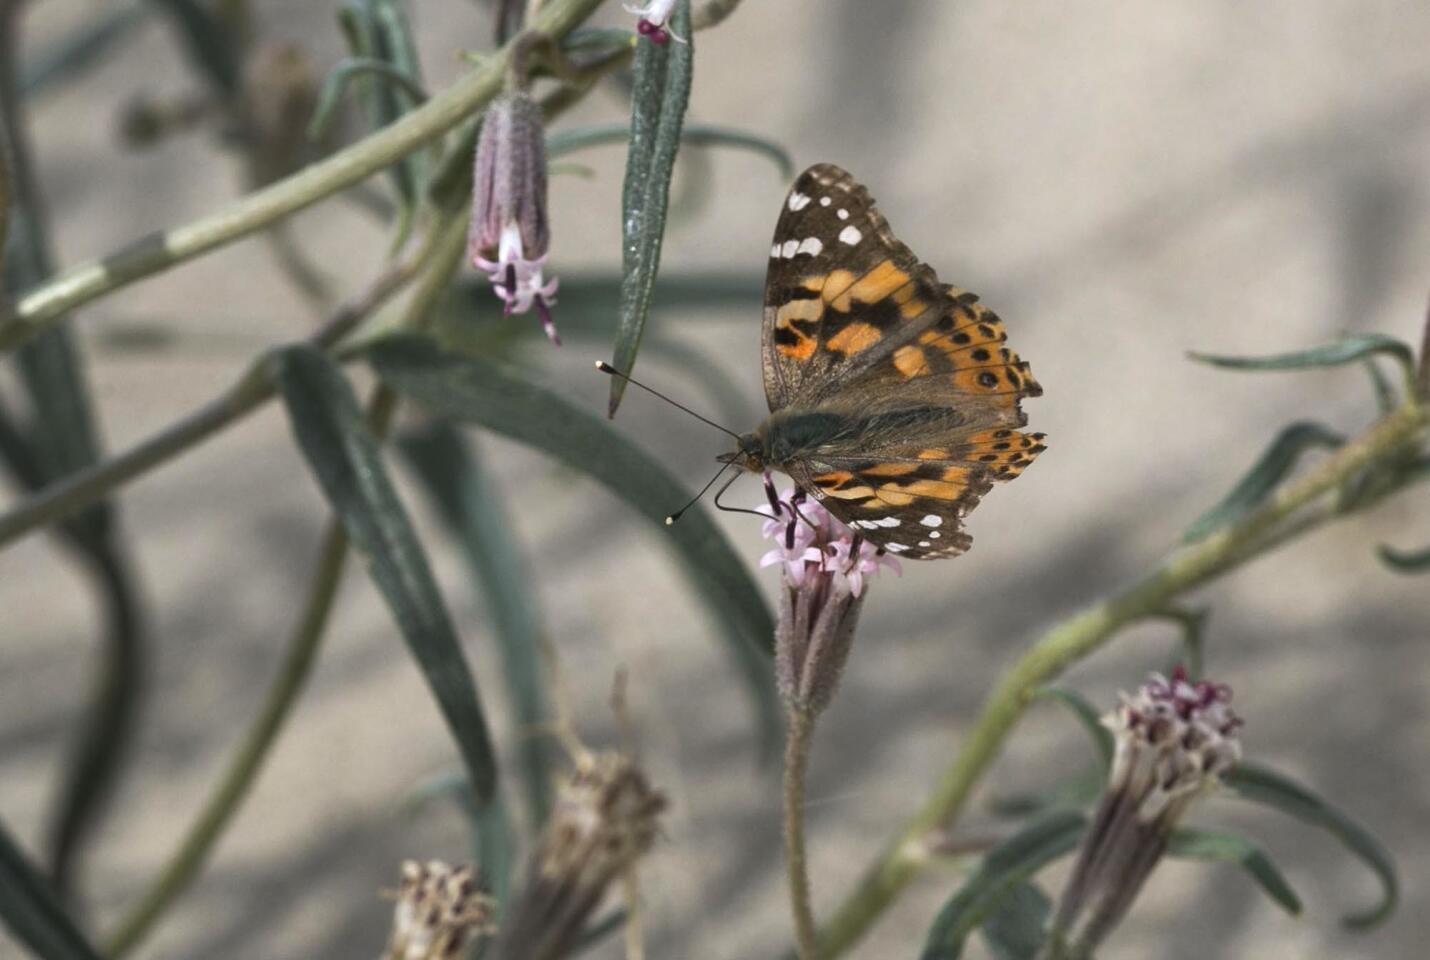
[624,0,686,44]
[468,92,561,345]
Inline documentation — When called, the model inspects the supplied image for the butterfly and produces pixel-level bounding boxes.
[720,163,1045,560]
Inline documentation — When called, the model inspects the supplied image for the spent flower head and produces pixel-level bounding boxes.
[382,860,493,960]
[494,751,666,960]
[624,0,686,44]
[469,91,560,344]
[759,476,900,713]
[1046,666,1243,958]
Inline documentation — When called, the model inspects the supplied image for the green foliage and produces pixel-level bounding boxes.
[0,819,105,960]
[608,0,694,416]
[1166,827,1303,917]
[274,346,498,801]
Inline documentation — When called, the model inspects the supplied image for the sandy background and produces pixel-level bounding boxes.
[4,1,1430,958]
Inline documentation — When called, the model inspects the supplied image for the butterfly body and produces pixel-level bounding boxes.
[735,163,1046,560]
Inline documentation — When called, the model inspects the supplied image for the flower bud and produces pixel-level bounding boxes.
[1045,667,1243,958]
[382,860,493,960]
[624,0,686,44]
[759,477,900,715]
[494,752,666,960]
[469,91,560,344]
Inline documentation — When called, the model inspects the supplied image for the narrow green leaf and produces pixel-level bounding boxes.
[1225,761,1398,927]
[21,5,148,98]
[921,811,1086,960]
[0,819,105,960]
[548,122,793,178]
[309,57,429,142]
[370,337,782,750]
[1183,422,1345,543]
[146,0,242,96]
[473,790,515,943]
[1033,687,1112,773]
[1376,541,1430,572]
[1189,333,1415,379]
[1362,358,1398,414]
[979,882,1051,960]
[1167,827,1302,917]
[274,345,497,801]
[608,0,694,416]
[400,425,556,827]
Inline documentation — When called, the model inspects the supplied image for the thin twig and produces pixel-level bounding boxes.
[784,706,819,960]
[0,0,606,355]
[0,253,420,551]
[814,399,1430,958]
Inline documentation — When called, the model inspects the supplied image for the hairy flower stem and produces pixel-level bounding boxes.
[101,218,468,957]
[815,398,1430,958]
[783,705,819,960]
[0,0,607,354]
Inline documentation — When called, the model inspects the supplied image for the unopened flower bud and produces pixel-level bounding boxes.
[1044,667,1243,958]
[469,91,560,344]
[382,860,494,960]
[494,752,666,960]
[759,476,900,715]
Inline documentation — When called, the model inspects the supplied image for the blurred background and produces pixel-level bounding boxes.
[3,1,1430,957]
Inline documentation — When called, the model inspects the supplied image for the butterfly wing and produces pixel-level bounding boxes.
[760,167,1045,560]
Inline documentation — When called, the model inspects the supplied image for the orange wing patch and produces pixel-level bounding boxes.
[960,428,1048,481]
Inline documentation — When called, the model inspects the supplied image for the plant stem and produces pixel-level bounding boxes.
[103,518,350,958]
[814,399,1430,958]
[784,705,819,960]
[0,0,605,355]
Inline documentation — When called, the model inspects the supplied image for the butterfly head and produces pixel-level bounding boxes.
[718,431,767,474]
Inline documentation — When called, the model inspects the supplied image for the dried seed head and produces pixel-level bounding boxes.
[1048,667,1244,957]
[760,476,900,714]
[382,860,494,960]
[495,752,666,960]
[468,91,560,343]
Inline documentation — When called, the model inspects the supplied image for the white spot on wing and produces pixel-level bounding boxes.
[839,225,862,245]
[875,517,900,528]
[837,208,849,220]
[781,239,799,258]
[918,541,931,548]
[885,543,909,553]
[796,237,823,256]
[770,243,782,259]
[920,514,943,527]
[819,196,832,207]
[789,192,812,211]
[928,531,941,539]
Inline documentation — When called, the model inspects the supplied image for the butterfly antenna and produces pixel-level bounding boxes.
[665,462,735,525]
[713,469,770,520]
[595,361,742,440]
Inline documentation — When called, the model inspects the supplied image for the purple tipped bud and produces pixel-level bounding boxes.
[469,91,561,344]
[1045,667,1243,958]
[759,476,900,714]
[383,859,493,960]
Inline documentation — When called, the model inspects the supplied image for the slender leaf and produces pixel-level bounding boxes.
[474,790,515,944]
[1166,827,1302,917]
[401,424,556,827]
[1376,541,1430,572]
[146,0,242,97]
[1363,357,1398,413]
[274,345,497,800]
[608,0,694,416]
[21,4,148,98]
[0,819,105,960]
[1224,762,1398,928]
[920,811,1086,960]
[1184,422,1345,543]
[370,337,782,750]
[1189,333,1415,380]
[548,122,793,178]
[1034,687,1112,772]
[309,57,429,142]
[979,882,1051,960]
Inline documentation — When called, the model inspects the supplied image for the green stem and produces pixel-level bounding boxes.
[103,518,351,958]
[0,253,418,551]
[815,400,1430,958]
[0,0,605,355]
[784,706,818,960]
